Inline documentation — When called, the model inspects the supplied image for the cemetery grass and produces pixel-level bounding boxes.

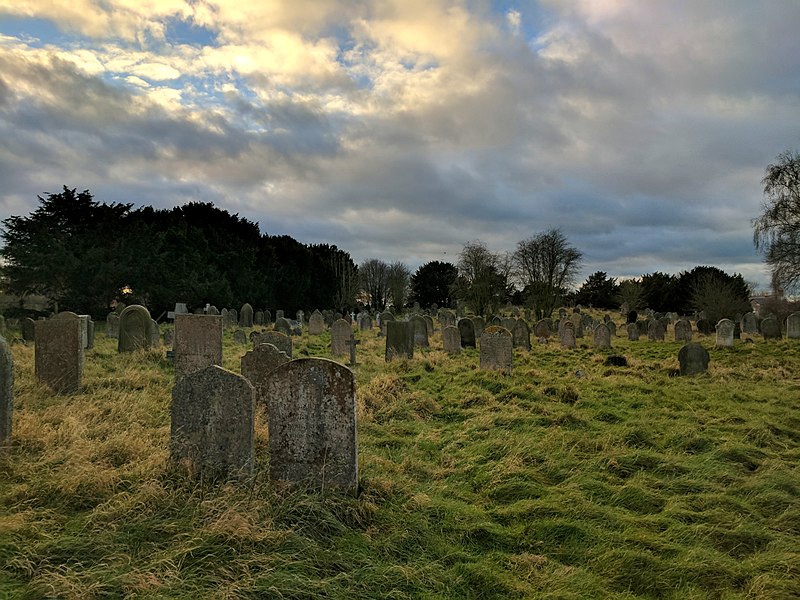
[1,324,799,599]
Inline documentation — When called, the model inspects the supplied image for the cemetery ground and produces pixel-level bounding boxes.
[1,320,799,599]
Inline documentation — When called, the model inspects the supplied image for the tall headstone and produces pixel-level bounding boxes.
[266,358,358,493]
[170,365,254,479]
[511,319,531,350]
[442,326,461,355]
[715,318,735,348]
[241,343,290,406]
[331,319,353,357]
[308,310,325,335]
[674,319,693,342]
[627,322,639,341]
[386,321,413,361]
[34,317,83,393]
[423,315,434,337]
[409,315,429,348]
[458,318,476,348]
[787,312,800,340]
[118,305,153,352]
[174,314,223,380]
[149,319,161,348]
[0,336,13,447]
[480,326,513,372]
[760,316,781,340]
[593,323,611,349]
[239,303,254,328]
[560,321,576,348]
[679,343,710,376]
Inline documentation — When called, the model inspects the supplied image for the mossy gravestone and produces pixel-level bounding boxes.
[480,326,513,372]
[593,323,611,349]
[34,317,83,393]
[0,335,13,447]
[385,321,413,361]
[266,358,357,493]
[170,365,254,479]
[174,314,223,380]
[331,319,352,357]
[409,315,429,348]
[118,305,153,352]
[241,343,290,407]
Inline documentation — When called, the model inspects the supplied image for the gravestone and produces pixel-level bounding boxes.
[674,319,693,342]
[208,305,220,316]
[308,310,325,335]
[357,312,372,331]
[458,318,476,348]
[439,310,456,329]
[741,312,759,335]
[149,319,161,348]
[118,305,153,352]
[409,315,429,348]
[480,326,513,372]
[715,318,735,348]
[163,329,174,348]
[626,310,638,324]
[264,309,272,324]
[787,312,800,339]
[593,323,611,349]
[233,329,247,345]
[266,358,357,493]
[760,316,781,340]
[380,311,395,335]
[174,314,223,380]
[696,319,714,335]
[55,311,87,349]
[296,310,305,325]
[560,321,576,348]
[254,310,264,326]
[115,302,126,315]
[170,365,254,479]
[276,310,284,320]
[471,316,485,339]
[239,303,254,328]
[34,317,83,393]
[647,320,666,341]
[501,317,516,332]
[534,320,551,340]
[627,322,639,341]
[86,318,95,349]
[511,319,531,350]
[386,321,413,361]
[606,321,617,337]
[241,343,290,406]
[423,315,434,337]
[0,336,13,447]
[570,313,584,338]
[442,326,461,355]
[22,317,36,343]
[331,319,353,357]
[275,317,293,337]
[679,343,710,376]
[253,331,292,358]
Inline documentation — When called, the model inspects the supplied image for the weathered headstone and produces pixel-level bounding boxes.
[674,319,693,342]
[0,336,13,447]
[170,365,254,479]
[439,310,456,329]
[480,326,513,372]
[275,310,284,320]
[86,318,95,349]
[118,305,153,352]
[241,343,290,406]
[511,319,531,350]
[560,321,576,348]
[357,312,372,331]
[386,321,413,361]
[21,317,36,343]
[409,315,429,348]
[760,316,781,340]
[253,331,293,358]
[239,303,254,328]
[472,316,485,339]
[679,343,710,376]
[174,314,223,380]
[787,312,800,340]
[593,323,611,349]
[308,310,325,335]
[606,321,617,337]
[534,320,551,340]
[741,312,759,335]
[715,318,735,348]
[627,322,639,341]
[696,319,714,335]
[254,310,264,326]
[380,311,395,335]
[331,319,353,357]
[275,317,293,337]
[442,326,461,355]
[266,358,357,493]
[458,318,476,348]
[647,320,666,342]
[233,329,247,345]
[34,317,83,393]
[149,319,161,348]
[423,315,434,337]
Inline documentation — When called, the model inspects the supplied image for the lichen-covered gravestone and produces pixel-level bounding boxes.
[308,310,325,335]
[593,323,612,349]
[679,343,710,376]
[0,335,13,447]
[647,320,666,342]
[241,343,290,407]
[458,318,476,348]
[170,365,254,479]
[715,319,735,348]
[480,326,513,372]
[331,319,353,357]
[253,331,293,358]
[560,321,576,348]
[266,358,357,493]
[174,314,223,380]
[442,326,461,355]
[34,317,83,393]
[385,321,413,361]
[118,305,153,352]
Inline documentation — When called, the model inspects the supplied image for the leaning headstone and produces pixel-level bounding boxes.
[275,317,293,337]
[118,305,153,352]
[760,316,781,340]
[679,343,710,376]
[787,312,800,340]
[386,321,413,361]
[107,312,121,339]
[458,318,476,348]
[331,319,353,357]
[715,318,735,348]
[239,303,254,328]
[170,365,254,479]
[627,322,639,341]
[560,321,576,348]
[241,343,290,406]
[593,323,612,349]
[309,310,325,335]
[253,331,293,358]
[0,336,13,447]
[34,317,83,393]
[480,326,513,372]
[442,326,461,355]
[741,312,759,335]
[511,319,531,350]
[266,358,357,493]
[674,319,693,342]
[174,314,223,379]
[21,317,36,343]
[409,315,429,348]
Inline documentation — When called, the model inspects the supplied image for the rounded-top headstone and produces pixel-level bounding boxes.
[118,305,153,352]
[678,343,710,376]
[239,303,254,328]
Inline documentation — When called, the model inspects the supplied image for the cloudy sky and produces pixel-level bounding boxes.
[1,1,798,289]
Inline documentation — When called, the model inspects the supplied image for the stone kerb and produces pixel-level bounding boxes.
[266,358,358,493]
[34,317,84,393]
[715,318,735,348]
[480,326,513,372]
[170,365,255,479]
[174,314,223,380]
[118,305,153,352]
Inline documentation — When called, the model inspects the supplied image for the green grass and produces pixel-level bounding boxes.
[1,318,799,598]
